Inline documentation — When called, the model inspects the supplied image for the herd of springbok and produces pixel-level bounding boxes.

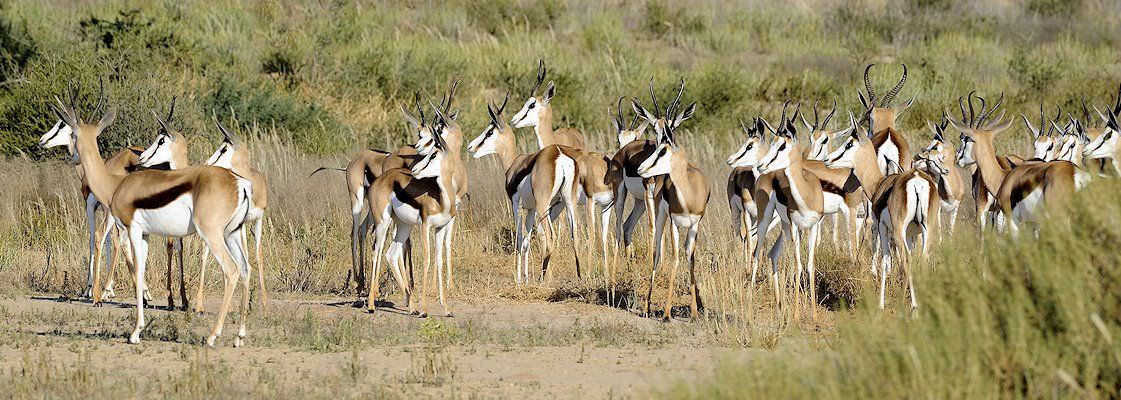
[35,63,1121,346]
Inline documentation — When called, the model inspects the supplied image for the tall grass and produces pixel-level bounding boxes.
[663,179,1121,398]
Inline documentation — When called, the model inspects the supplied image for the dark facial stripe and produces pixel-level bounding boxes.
[134,181,193,210]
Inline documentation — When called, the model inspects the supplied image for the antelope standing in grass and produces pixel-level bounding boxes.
[37,83,148,301]
[139,119,271,312]
[951,94,1025,232]
[726,118,771,280]
[365,106,460,317]
[311,94,433,296]
[631,86,709,320]
[859,64,914,175]
[950,92,1082,236]
[511,60,586,149]
[468,95,585,284]
[1023,104,1064,161]
[52,93,254,346]
[915,113,966,235]
[134,98,193,310]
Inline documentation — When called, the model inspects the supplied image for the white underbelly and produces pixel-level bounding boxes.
[591,191,613,206]
[671,213,701,228]
[246,207,265,222]
[390,195,422,225]
[791,209,821,229]
[427,212,452,228]
[131,195,195,237]
[823,192,845,215]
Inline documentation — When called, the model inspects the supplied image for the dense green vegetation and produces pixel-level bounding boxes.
[2,0,1119,157]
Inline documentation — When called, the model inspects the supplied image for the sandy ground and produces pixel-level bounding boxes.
[0,293,791,398]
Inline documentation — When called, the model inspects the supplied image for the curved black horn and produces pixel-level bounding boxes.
[499,92,509,115]
[974,96,988,128]
[667,78,685,118]
[863,64,877,107]
[443,79,460,114]
[881,64,907,107]
[1080,97,1092,126]
[530,60,546,96]
[978,92,1003,127]
[822,98,837,128]
[414,91,426,127]
[615,96,625,127]
[966,90,977,128]
[166,96,177,124]
[648,78,661,116]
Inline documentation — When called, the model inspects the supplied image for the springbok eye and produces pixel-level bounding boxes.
[745,144,753,150]
[778,143,787,151]
[528,103,535,110]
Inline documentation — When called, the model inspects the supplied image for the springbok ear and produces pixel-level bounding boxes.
[1021,114,1040,139]
[673,102,696,127]
[448,110,459,121]
[858,92,871,111]
[634,120,649,135]
[610,108,624,132]
[895,97,915,116]
[96,107,116,136]
[799,112,814,135]
[989,118,1015,135]
[631,99,656,124]
[401,105,421,130]
[542,82,556,103]
[945,114,971,136]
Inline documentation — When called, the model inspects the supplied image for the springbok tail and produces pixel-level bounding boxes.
[309,166,347,178]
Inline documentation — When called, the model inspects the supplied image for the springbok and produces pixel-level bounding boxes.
[468,95,585,285]
[52,93,254,347]
[869,154,944,310]
[915,113,966,235]
[726,118,770,279]
[631,87,709,320]
[134,98,192,310]
[138,119,271,313]
[859,64,914,175]
[952,94,1025,232]
[511,60,586,149]
[37,83,147,301]
[949,92,1081,236]
[310,94,432,296]
[365,105,460,317]
[1023,104,1064,161]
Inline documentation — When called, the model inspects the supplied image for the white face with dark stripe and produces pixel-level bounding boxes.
[824,135,858,169]
[411,149,445,179]
[756,137,795,174]
[1033,135,1058,160]
[806,131,832,161]
[637,143,674,178]
[1053,133,1086,164]
[1084,126,1117,159]
[39,120,72,149]
[138,133,174,167]
[726,136,765,168]
[468,123,499,159]
[206,140,236,168]
[414,126,438,156]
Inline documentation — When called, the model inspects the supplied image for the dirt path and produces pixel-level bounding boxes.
[0,294,788,398]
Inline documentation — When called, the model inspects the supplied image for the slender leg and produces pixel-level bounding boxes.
[228,229,251,348]
[685,224,701,319]
[444,217,455,292]
[418,222,432,318]
[599,204,611,296]
[127,229,149,344]
[176,239,187,311]
[350,187,368,296]
[435,225,452,317]
[662,221,681,322]
[512,199,524,285]
[565,193,582,281]
[367,216,392,312]
[253,218,267,307]
[205,228,243,348]
[586,198,597,281]
[807,223,820,322]
[84,196,99,298]
[166,238,175,309]
[102,226,119,299]
[645,205,667,318]
[194,245,210,313]
[92,211,114,304]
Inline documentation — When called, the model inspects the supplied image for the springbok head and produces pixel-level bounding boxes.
[824,111,871,169]
[635,79,697,179]
[631,78,696,145]
[1050,117,1089,165]
[755,101,803,174]
[415,82,462,156]
[402,92,437,154]
[1022,104,1063,161]
[858,64,914,133]
[612,96,650,147]
[913,113,953,175]
[799,99,840,161]
[412,101,452,179]
[49,80,116,160]
[205,120,243,169]
[1084,84,1121,160]
[511,60,556,129]
[947,91,1014,168]
[138,97,184,168]
[726,117,771,168]
[468,94,512,159]
[40,80,107,164]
